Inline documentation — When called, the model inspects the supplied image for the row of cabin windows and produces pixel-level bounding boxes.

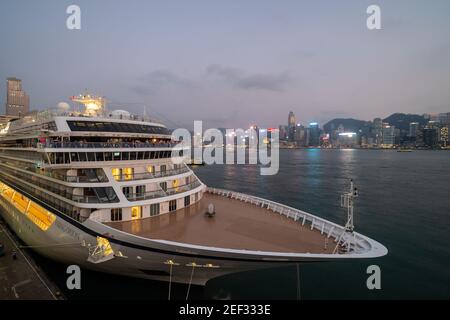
[49,150,177,164]
[122,177,189,197]
[112,165,169,181]
[109,195,193,221]
[67,120,170,135]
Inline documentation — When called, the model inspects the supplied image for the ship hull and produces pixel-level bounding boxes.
[0,198,327,286]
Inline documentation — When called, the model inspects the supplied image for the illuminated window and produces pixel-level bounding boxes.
[147,165,155,173]
[172,179,179,189]
[131,206,141,220]
[123,167,134,180]
[112,168,122,181]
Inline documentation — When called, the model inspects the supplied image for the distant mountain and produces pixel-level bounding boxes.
[382,113,427,131]
[323,118,369,134]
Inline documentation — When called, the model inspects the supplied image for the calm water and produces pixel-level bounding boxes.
[34,149,450,299]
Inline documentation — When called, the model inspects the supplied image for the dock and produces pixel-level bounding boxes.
[0,217,62,300]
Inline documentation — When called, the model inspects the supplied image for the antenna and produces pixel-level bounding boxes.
[334,179,359,253]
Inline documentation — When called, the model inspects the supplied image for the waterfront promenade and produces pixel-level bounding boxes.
[0,217,61,300]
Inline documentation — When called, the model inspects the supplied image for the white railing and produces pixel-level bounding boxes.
[206,187,371,254]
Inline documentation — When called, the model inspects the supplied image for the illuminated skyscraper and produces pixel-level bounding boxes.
[5,77,29,117]
[287,111,296,141]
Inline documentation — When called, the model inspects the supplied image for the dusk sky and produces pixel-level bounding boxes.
[1,0,449,129]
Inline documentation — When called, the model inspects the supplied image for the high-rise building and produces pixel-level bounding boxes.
[440,126,448,148]
[409,122,419,138]
[307,122,320,147]
[294,124,307,146]
[5,77,29,117]
[381,123,395,148]
[423,127,439,148]
[373,118,383,146]
[288,111,296,127]
[287,111,296,141]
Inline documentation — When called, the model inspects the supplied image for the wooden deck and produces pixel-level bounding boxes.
[105,193,335,254]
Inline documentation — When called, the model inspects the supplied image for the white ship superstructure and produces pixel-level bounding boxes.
[0,94,387,285]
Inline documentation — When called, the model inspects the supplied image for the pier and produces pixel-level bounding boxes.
[0,217,62,300]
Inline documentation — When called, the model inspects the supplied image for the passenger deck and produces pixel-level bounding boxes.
[105,192,336,254]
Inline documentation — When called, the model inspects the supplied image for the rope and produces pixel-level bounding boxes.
[185,264,196,300]
[168,263,173,301]
[296,263,301,300]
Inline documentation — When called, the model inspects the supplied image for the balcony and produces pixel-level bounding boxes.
[40,141,180,149]
[113,166,190,182]
[125,180,202,201]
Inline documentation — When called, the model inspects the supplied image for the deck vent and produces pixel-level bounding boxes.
[205,203,215,217]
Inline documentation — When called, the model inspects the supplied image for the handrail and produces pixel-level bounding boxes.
[126,180,203,201]
[40,141,180,149]
[113,167,190,182]
[206,187,369,254]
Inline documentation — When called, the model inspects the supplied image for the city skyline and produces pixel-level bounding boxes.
[1,0,450,128]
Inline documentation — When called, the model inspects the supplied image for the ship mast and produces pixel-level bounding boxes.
[333,179,358,253]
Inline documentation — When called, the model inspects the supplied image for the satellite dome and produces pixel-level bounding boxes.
[57,102,70,110]
[111,109,131,117]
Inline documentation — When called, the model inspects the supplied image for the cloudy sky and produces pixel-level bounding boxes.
[1,0,449,128]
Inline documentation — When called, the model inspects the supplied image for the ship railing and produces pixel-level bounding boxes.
[126,180,202,201]
[206,187,368,254]
[20,166,109,183]
[40,141,179,149]
[113,167,190,182]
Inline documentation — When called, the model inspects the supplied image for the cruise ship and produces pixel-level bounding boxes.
[0,94,387,285]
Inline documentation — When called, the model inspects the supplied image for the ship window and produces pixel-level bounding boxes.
[150,203,160,216]
[78,152,87,161]
[130,152,137,160]
[169,200,177,212]
[67,120,170,135]
[111,208,122,221]
[104,152,112,161]
[113,152,121,161]
[137,152,144,160]
[150,151,156,159]
[70,152,79,162]
[122,152,129,161]
[87,152,96,161]
[160,182,167,192]
[112,168,122,181]
[123,167,133,180]
[96,152,104,161]
[144,151,150,159]
[136,185,145,197]
[123,186,132,198]
[184,195,190,207]
[131,206,141,220]
[147,165,154,173]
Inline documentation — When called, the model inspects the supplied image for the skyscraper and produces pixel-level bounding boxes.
[287,111,296,141]
[409,122,419,138]
[373,118,383,146]
[307,122,320,147]
[381,123,395,148]
[5,77,29,117]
